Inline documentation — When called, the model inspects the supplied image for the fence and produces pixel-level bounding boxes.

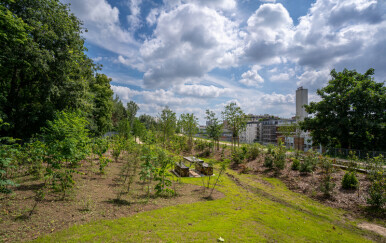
[324,147,386,161]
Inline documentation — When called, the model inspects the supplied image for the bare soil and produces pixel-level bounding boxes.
[235,155,386,222]
[0,153,223,242]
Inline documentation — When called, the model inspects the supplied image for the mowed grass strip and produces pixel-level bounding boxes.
[34,168,376,242]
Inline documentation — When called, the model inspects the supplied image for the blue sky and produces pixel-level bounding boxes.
[62,0,386,124]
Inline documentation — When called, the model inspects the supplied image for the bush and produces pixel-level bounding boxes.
[299,152,319,173]
[247,143,260,161]
[341,172,359,189]
[273,143,286,170]
[264,154,274,168]
[319,158,335,196]
[367,178,385,208]
[291,158,300,170]
[232,148,245,165]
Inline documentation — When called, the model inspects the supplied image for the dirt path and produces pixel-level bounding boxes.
[358,223,386,237]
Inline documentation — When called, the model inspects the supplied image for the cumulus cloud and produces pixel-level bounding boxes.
[292,0,386,79]
[140,3,239,88]
[241,3,294,65]
[296,69,331,91]
[270,68,294,82]
[127,0,143,31]
[173,84,230,98]
[239,65,264,87]
[63,0,139,55]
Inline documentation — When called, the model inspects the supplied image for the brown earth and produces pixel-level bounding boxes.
[0,153,224,242]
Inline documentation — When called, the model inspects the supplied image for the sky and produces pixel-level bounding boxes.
[61,0,386,124]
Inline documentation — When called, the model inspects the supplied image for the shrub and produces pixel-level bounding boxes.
[319,157,335,196]
[231,148,245,165]
[299,152,319,173]
[367,177,385,208]
[264,154,274,168]
[291,158,300,170]
[341,172,359,189]
[199,148,211,158]
[273,142,286,170]
[247,143,260,161]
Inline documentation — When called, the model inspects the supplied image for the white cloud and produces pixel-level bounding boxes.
[239,65,264,87]
[296,69,331,91]
[270,68,294,82]
[146,8,159,26]
[63,0,139,56]
[140,3,239,88]
[241,3,294,65]
[173,84,230,98]
[127,0,142,31]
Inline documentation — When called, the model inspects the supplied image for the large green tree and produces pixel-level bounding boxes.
[89,74,114,136]
[301,68,385,150]
[222,102,247,148]
[0,0,110,139]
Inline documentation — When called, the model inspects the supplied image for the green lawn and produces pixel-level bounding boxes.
[34,168,377,242]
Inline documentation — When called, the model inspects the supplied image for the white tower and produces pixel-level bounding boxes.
[296,87,308,122]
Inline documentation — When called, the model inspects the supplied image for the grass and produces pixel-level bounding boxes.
[32,163,379,243]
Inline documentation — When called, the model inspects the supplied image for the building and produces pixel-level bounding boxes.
[296,86,308,121]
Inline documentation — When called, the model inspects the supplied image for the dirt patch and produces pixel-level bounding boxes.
[0,155,224,242]
[358,223,386,237]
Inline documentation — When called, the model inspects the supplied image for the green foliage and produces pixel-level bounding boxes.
[205,110,223,150]
[301,68,386,150]
[231,148,245,165]
[246,143,260,161]
[299,151,319,173]
[41,111,90,167]
[140,147,156,198]
[98,156,111,174]
[89,74,114,136]
[154,149,174,196]
[222,102,247,148]
[273,142,286,171]
[112,136,125,163]
[367,177,385,209]
[0,136,19,194]
[40,111,90,197]
[319,157,335,196]
[366,155,385,182]
[341,172,359,190]
[0,0,114,140]
[132,118,146,140]
[111,95,127,130]
[126,101,139,131]
[291,158,300,170]
[264,154,274,168]
[159,107,177,147]
[179,113,198,149]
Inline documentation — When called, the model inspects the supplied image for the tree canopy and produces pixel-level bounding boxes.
[301,68,386,151]
[0,0,113,139]
[205,110,223,150]
[222,102,247,148]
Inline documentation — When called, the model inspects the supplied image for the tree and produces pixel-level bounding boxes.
[0,0,101,139]
[126,101,139,131]
[222,102,247,148]
[179,113,199,149]
[89,74,113,136]
[111,95,127,130]
[159,107,176,147]
[205,110,223,150]
[301,68,385,150]
[139,114,156,130]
